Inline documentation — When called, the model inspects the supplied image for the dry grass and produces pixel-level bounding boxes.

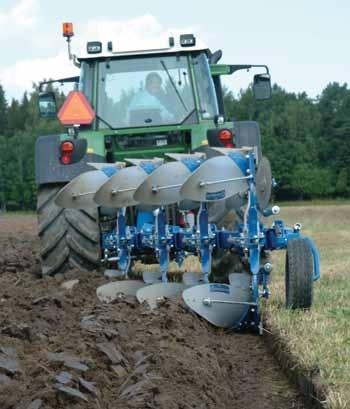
[265,204,350,409]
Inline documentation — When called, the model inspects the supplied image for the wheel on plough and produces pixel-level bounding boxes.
[37,184,101,276]
[285,237,313,309]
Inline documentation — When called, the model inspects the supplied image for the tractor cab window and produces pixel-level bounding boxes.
[79,61,94,104]
[192,53,219,119]
[97,55,196,129]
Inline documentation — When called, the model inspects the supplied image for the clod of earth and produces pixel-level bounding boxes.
[32,295,51,305]
[55,384,88,402]
[97,342,127,365]
[111,364,127,378]
[61,279,79,291]
[55,371,72,385]
[119,378,156,399]
[134,351,153,367]
[78,377,101,398]
[0,373,13,385]
[1,322,31,340]
[27,399,43,409]
[80,315,103,334]
[0,347,20,374]
[47,352,89,371]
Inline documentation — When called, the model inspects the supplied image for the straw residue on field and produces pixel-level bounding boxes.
[266,204,350,409]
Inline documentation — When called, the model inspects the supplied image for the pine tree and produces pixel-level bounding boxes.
[0,84,8,132]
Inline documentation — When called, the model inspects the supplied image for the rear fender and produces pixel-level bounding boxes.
[234,121,262,160]
[204,121,262,160]
[35,134,105,186]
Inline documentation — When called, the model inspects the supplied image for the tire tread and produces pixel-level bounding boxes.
[37,184,100,276]
[285,238,313,309]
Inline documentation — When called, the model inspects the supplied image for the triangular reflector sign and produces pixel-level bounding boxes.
[58,91,95,125]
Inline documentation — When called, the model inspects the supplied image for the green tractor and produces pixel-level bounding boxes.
[36,23,320,331]
[36,22,271,277]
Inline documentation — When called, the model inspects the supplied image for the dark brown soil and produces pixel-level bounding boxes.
[0,214,308,409]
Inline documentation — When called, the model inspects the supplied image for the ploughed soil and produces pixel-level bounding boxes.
[0,214,308,409]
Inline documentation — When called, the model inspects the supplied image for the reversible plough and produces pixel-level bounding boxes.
[55,147,320,332]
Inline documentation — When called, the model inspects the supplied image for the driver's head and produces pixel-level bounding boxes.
[146,72,162,95]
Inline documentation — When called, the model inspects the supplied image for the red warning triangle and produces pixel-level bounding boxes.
[58,91,95,125]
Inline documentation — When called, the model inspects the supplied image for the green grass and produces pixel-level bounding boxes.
[0,210,35,216]
[265,204,350,409]
[272,198,350,207]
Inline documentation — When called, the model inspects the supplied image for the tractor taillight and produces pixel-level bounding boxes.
[61,155,71,165]
[60,141,74,165]
[218,129,234,148]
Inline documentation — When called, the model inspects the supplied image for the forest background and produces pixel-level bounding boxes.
[0,80,349,210]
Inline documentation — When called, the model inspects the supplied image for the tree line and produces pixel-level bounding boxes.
[0,81,349,211]
[224,82,350,200]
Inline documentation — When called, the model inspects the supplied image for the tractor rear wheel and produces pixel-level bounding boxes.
[285,238,313,309]
[37,184,101,276]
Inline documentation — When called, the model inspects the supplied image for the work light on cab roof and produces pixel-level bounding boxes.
[61,21,201,60]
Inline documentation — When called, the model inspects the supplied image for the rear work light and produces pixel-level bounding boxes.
[180,34,196,47]
[60,140,74,165]
[218,129,234,148]
[87,41,102,54]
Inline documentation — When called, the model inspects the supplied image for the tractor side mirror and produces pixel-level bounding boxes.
[38,92,57,119]
[253,74,271,100]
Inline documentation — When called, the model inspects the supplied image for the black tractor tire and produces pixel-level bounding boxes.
[37,184,101,276]
[285,238,313,309]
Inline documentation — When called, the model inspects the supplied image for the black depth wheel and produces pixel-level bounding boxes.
[285,237,313,309]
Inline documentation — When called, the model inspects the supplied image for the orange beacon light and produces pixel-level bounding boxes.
[62,22,74,38]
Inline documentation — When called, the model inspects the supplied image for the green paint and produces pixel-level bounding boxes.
[210,64,232,76]
[59,51,233,161]
[60,131,105,156]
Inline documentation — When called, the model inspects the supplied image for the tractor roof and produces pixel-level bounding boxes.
[77,35,209,61]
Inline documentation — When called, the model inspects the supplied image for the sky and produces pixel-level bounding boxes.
[0,0,349,101]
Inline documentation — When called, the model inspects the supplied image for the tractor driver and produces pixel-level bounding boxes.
[127,72,175,125]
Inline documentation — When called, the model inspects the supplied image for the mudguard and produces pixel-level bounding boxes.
[35,134,105,186]
[234,121,262,160]
[205,121,261,160]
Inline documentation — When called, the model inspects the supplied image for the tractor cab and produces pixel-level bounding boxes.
[80,49,218,130]
[38,25,271,163]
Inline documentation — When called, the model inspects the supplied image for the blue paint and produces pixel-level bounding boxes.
[206,190,226,201]
[209,284,230,294]
[116,209,128,274]
[101,166,118,178]
[198,204,210,283]
[181,157,203,172]
[154,208,168,283]
[137,210,154,230]
[139,162,159,175]
[228,151,247,174]
[304,237,321,281]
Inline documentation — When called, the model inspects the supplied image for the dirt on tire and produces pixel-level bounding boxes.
[0,214,308,409]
